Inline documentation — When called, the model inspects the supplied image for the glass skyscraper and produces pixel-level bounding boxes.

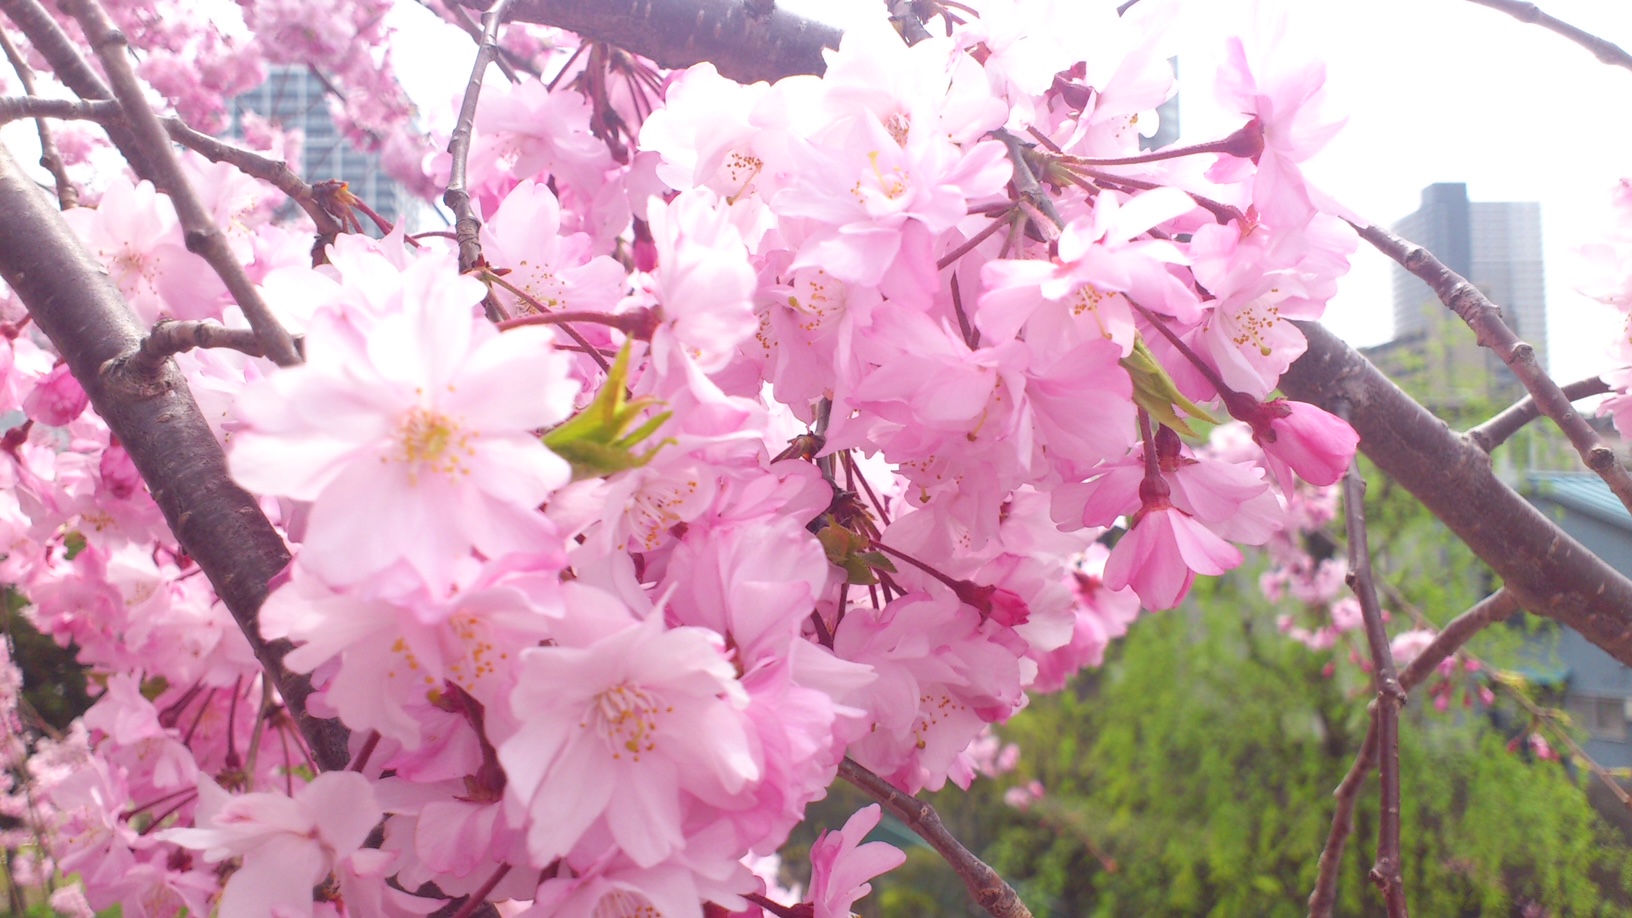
[229,65,413,231]
[1372,182,1547,409]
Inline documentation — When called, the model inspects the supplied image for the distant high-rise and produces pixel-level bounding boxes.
[230,66,412,230]
[1369,182,1546,410]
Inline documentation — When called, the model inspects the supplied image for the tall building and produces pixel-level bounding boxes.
[229,65,413,230]
[1368,182,1546,412]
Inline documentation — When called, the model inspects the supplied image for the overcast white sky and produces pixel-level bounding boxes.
[389,0,1632,374]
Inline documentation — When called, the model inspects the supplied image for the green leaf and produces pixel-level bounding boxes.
[1121,335,1217,437]
[816,521,896,585]
[543,341,674,480]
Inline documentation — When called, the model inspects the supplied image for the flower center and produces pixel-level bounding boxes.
[884,111,911,147]
[586,683,668,761]
[394,406,475,482]
[592,890,661,918]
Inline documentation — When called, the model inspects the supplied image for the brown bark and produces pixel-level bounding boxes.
[481,0,842,83]
[0,145,349,771]
[1281,321,1632,666]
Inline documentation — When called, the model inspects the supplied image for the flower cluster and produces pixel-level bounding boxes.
[0,2,1371,915]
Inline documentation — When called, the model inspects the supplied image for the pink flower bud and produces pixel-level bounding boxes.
[23,363,88,427]
[99,443,141,500]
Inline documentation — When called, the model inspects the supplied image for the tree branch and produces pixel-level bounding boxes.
[0,95,347,238]
[1396,589,1520,691]
[1463,0,1632,75]
[1336,422,1409,916]
[470,0,842,84]
[66,0,302,367]
[0,0,157,178]
[839,758,1034,918]
[0,144,349,772]
[1466,375,1611,453]
[1310,587,1519,916]
[1279,321,1632,666]
[1354,222,1632,513]
[0,27,76,207]
[125,321,271,373]
[1309,718,1376,918]
[445,0,512,278]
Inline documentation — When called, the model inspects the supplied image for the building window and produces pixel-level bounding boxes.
[1565,694,1628,740]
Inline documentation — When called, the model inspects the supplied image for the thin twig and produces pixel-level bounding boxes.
[1467,375,1611,453]
[66,0,302,367]
[437,0,527,82]
[994,129,1064,237]
[1309,718,1378,918]
[1496,678,1632,810]
[1396,589,1520,692]
[1336,399,1410,917]
[839,758,1034,918]
[1355,222,1632,515]
[1463,0,1632,75]
[446,864,511,918]
[0,96,345,237]
[0,0,158,178]
[129,321,269,373]
[0,95,120,122]
[0,28,76,207]
[445,0,514,276]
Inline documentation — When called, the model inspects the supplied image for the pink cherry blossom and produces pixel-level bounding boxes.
[229,253,580,591]
[23,363,88,427]
[1103,495,1243,610]
[499,609,760,868]
[806,804,906,918]
[160,771,381,918]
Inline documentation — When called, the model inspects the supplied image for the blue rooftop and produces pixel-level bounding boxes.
[1527,472,1632,531]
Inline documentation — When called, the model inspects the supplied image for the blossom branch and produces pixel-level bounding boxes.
[1466,375,1611,453]
[478,0,842,84]
[0,94,119,122]
[1396,589,1519,691]
[1336,407,1409,917]
[0,28,76,208]
[0,144,349,771]
[839,758,1035,918]
[995,129,1063,238]
[1463,0,1632,74]
[1354,222,1632,513]
[445,0,513,277]
[66,0,303,368]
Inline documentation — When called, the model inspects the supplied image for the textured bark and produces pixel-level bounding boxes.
[0,146,349,771]
[491,0,842,83]
[1281,321,1632,666]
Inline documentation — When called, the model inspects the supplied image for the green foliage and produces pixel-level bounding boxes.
[973,594,1632,917]
[1,589,92,732]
